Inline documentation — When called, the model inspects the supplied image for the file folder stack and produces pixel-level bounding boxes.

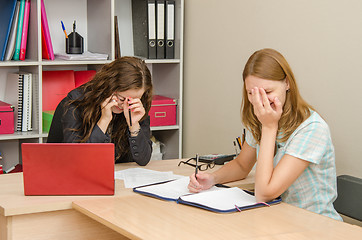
[136,0,174,59]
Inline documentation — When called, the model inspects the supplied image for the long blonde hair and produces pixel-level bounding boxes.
[242,48,314,144]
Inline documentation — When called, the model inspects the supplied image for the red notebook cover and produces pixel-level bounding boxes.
[42,70,75,111]
[74,70,96,88]
[40,0,54,60]
[19,0,30,60]
[41,27,50,60]
[22,143,115,196]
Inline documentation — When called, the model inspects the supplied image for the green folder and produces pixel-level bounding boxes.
[13,0,25,61]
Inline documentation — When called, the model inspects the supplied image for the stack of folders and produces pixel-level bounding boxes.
[0,0,31,61]
[5,72,33,132]
[132,0,175,59]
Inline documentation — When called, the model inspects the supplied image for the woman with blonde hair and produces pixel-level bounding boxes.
[48,56,153,166]
[188,48,341,220]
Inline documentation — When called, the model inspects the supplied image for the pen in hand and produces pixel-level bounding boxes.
[195,154,199,180]
[128,98,132,127]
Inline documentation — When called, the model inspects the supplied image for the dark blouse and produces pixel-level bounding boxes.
[47,88,152,166]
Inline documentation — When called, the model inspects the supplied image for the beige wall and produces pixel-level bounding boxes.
[183,0,362,178]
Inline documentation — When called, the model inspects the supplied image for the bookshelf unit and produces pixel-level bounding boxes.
[0,0,184,171]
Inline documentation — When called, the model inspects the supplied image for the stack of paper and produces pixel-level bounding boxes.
[115,168,183,189]
[54,51,108,61]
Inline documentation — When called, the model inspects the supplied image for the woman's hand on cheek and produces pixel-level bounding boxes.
[97,95,118,133]
[251,87,282,129]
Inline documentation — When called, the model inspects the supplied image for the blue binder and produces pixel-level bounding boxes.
[0,0,18,61]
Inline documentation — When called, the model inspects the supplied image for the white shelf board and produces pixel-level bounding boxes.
[151,125,180,131]
[41,60,113,66]
[0,131,41,141]
[0,61,40,67]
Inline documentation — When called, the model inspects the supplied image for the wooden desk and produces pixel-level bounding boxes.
[73,195,362,240]
[0,159,254,240]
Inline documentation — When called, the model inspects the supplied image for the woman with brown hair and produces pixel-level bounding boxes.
[47,56,153,166]
[188,48,342,220]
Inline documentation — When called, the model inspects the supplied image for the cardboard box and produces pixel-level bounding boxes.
[0,101,15,134]
[149,95,177,127]
[43,111,54,132]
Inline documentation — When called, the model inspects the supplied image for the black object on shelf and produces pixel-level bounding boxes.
[66,21,83,54]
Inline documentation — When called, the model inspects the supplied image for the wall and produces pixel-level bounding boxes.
[183,0,362,178]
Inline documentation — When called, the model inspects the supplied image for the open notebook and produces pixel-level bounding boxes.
[133,177,281,213]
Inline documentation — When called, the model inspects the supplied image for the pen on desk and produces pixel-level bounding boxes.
[61,21,68,38]
[195,154,199,180]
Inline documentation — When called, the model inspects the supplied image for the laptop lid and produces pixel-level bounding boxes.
[22,143,115,196]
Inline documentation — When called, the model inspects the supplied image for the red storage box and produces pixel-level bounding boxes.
[0,101,15,134]
[149,95,177,127]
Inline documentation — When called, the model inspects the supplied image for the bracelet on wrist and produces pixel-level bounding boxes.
[130,128,141,136]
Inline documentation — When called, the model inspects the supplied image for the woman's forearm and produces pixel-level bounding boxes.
[255,126,278,201]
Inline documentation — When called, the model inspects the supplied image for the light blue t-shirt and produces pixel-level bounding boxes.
[246,111,342,221]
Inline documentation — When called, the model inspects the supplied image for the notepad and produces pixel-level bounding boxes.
[133,177,281,213]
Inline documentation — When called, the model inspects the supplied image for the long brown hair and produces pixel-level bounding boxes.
[68,56,153,157]
[242,48,314,144]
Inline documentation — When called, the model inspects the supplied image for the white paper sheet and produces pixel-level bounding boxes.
[179,187,256,211]
[134,176,220,200]
[115,168,183,188]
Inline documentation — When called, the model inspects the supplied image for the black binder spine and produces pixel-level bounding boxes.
[132,0,148,58]
[147,0,157,59]
[165,0,175,59]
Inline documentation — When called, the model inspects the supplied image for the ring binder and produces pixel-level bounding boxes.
[156,0,165,59]
[147,0,157,59]
[165,0,175,59]
[132,0,148,58]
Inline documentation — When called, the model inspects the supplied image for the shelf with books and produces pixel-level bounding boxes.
[0,0,183,168]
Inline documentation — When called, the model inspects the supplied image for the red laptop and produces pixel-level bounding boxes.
[22,143,115,196]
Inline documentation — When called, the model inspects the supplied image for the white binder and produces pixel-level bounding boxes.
[156,0,165,59]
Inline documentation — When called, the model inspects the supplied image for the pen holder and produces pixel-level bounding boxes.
[66,31,84,54]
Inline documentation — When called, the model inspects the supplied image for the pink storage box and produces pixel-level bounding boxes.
[0,101,15,134]
[149,95,177,127]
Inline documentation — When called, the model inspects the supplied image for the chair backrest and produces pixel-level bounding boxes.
[333,175,362,221]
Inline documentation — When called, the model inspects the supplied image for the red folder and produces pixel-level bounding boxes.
[40,0,54,60]
[19,0,30,60]
[41,27,50,59]
[42,70,75,111]
[74,70,96,88]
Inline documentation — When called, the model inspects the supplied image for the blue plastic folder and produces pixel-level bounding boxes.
[0,0,17,61]
[133,177,281,213]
